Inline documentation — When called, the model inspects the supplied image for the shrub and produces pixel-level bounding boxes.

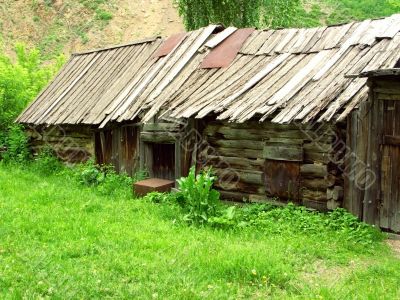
[97,167,132,197]
[33,146,64,174]
[143,192,177,204]
[176,166,221,225]
[131,169,149,184]
[76,159,105,186]
[326,208,382,243]
[74,160,148,198]
[1,125,30,163]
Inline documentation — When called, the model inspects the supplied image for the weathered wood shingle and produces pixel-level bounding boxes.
[17,14,400,126]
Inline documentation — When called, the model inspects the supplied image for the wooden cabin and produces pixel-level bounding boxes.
[17,15,400,231]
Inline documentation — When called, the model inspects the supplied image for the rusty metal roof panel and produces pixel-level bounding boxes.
[152,32,187,57]
[200,28,255,69]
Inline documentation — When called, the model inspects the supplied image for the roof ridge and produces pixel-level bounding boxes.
[72,36,162,56]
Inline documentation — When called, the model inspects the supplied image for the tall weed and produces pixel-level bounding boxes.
[176,166,220,225]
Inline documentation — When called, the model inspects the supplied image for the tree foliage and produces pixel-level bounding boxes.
[0,44,64,132]
[175,0,301,30]
[0,43,64,159]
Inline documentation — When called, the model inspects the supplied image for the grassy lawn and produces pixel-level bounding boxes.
[0,163,399,299]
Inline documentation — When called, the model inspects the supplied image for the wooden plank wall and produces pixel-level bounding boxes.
[344,75,400,231]
[343,100,370,218]
[198,119,344,210]
[27,125,94,163]
[372,76,400,231]
[95,125,140,175]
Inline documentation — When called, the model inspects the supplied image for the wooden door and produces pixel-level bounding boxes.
[380,100,400,232]
[120,126,139,176]
[264,160,300,202]
[263,142,303,202]
[152,143,175,180]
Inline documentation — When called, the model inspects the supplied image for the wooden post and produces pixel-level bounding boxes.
[175,138,182,181]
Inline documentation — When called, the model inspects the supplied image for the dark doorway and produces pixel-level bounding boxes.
[152,143,175,180]
[94,129,113,165]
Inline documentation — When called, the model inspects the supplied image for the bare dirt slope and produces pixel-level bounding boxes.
[0,0,184,58]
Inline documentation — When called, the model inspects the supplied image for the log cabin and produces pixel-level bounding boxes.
[17,15,400,231]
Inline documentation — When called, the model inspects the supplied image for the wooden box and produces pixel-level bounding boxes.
[134,178,175,197]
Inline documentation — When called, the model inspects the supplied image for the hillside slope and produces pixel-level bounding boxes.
[0,0,184,59]
[0,0,398,59]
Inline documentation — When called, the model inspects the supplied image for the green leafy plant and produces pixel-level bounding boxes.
[77,159,105,186]
[33,146,64,174]
[97,167,132,197]
[73,160,146,198]
[207,202,383,246]
[1,125,30,163]
[143,192,177,204]
[131,169,149,184]
[176,166,220,225]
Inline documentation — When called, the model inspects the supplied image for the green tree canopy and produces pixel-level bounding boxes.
[175,0,301,30]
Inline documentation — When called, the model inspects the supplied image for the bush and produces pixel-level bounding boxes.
[97,167,132,197]
[1,125,30,163]
[76,159,105,186]
[143,192,177,204]
[176,166,221,225]
[74,160,148,198]
[131,169,149,184]
[143,166,382,245]
[33,146,64,174]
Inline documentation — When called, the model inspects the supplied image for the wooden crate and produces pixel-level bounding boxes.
[134,178,175,197]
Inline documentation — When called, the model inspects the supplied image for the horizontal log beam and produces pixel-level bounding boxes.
[200,155,264,171]
[143,123,181,132]
[300,164,328,178]
[140,132,178,143]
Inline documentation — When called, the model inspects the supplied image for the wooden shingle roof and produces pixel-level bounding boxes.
[18,14,400,126]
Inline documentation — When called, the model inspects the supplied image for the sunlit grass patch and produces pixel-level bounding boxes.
[0,163,399,299]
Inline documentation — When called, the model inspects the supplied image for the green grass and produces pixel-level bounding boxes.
[0,163,399,299]
[294,0,400,28]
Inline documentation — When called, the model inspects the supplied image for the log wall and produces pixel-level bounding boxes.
[198,119,345,210]
[27,125,94,163]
